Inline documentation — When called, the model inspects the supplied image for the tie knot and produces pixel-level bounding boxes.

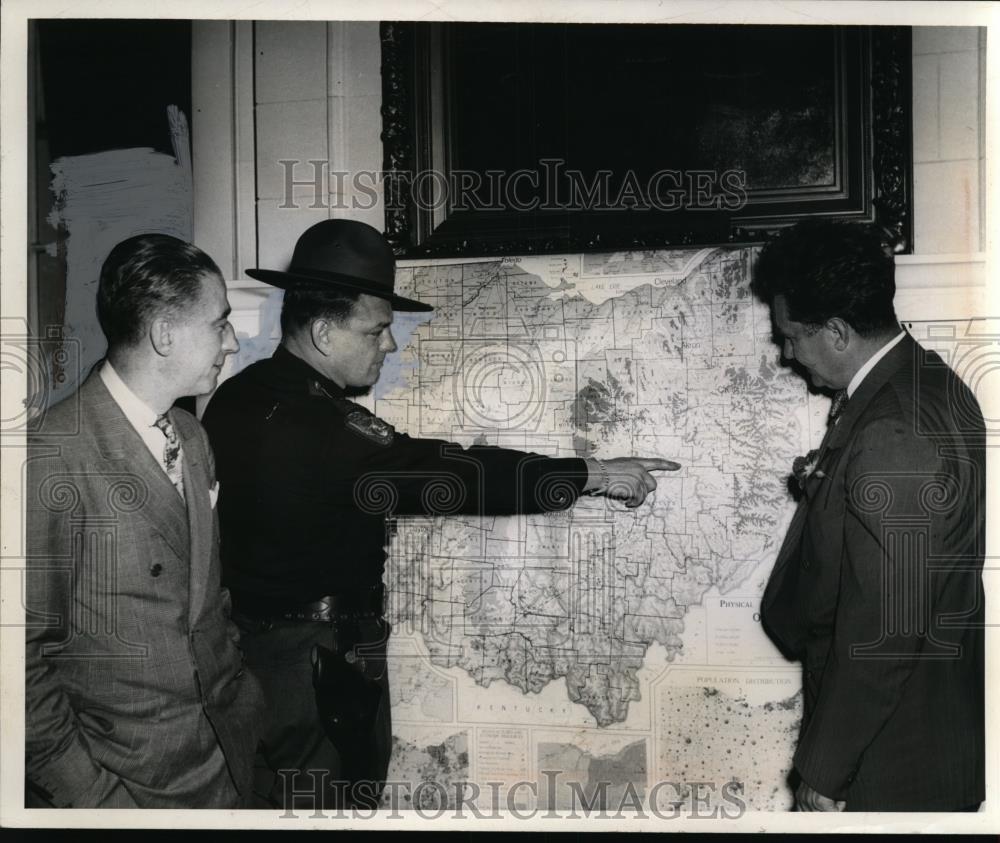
[828,390,848,424]
[154,413,172,433]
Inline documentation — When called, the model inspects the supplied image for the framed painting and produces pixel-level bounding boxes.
[380,22,912,257]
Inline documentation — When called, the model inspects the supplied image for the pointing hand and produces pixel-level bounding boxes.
[587,456,681,507]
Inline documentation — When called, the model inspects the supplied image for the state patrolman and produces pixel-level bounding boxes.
[203,219,680,811]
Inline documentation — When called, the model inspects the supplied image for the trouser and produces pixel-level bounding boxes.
[233,611,392,812]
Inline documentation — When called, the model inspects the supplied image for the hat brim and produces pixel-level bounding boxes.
[245,268,433,312]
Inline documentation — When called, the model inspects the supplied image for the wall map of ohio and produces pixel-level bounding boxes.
[365,247,820,810]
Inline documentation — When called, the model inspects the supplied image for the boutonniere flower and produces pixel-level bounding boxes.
[792,449,827,491]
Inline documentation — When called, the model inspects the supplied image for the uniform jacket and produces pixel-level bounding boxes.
[24,369,264,808]
[762,334,984,811]
[202,346,591,607]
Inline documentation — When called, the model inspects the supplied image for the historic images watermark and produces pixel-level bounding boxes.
[277,159,749,213]
[1,320,81,437]
[275,771,747,820]
[9,316,999,670]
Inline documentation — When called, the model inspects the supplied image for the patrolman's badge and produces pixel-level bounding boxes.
[345,410,394,446]
[309,377,396,445]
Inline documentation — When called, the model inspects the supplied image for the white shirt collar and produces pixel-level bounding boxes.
[100,360,159,428]
[99,361,175,473]
[846,330,906,398]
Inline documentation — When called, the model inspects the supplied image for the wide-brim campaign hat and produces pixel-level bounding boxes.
[245,219,432,312]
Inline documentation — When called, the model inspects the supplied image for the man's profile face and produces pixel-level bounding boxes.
[772,295,843,390]
[171,272,239,396]
[323,293,397,389]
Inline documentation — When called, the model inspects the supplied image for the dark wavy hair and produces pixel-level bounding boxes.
[97,234,223,349]
[279,287,362,337]
[752,220,897,337]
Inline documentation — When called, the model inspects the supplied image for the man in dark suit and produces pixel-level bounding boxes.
[202,219,678,811]
[25,234,264,808]
[755,221,984,812]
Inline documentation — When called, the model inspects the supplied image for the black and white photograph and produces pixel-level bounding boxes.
[0,0,996,832]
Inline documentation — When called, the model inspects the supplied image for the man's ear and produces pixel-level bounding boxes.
[824,316,851,351]
[149,317,173,357]
[310,318,331,355]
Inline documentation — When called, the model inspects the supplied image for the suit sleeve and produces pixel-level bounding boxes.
[24,448,140,808]
[794,415,941,799]
[342,429,590,517]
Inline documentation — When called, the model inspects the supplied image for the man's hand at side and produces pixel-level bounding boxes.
[795,779,846,812]
[585,457,680,507]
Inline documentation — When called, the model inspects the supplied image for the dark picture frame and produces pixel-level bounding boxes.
[380,22,912,257]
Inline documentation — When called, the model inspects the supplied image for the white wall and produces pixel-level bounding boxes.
[254,21,385,272]
[912,26,985,254]
[895,26,987,320]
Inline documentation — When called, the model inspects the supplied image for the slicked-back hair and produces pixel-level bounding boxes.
[279,287,362,337]
[752,220,898,337]
[97,234,223,349]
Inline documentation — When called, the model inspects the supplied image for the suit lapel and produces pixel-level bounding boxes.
[765,332,916,604]
[766,399,842,590]
[82,370,191,562]
[827,333,914,451]
[173,410,211,624]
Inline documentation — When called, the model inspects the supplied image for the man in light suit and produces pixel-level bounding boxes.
[25,234,264,808]
[755,221,984,812]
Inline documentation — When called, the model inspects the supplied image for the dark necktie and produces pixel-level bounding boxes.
[792,390,849,491]
[154,414,185,499]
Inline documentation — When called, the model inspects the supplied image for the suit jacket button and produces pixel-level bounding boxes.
[150,563,163,577]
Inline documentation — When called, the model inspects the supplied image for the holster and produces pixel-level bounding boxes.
[310,637,385,782]
[312,642,382,726]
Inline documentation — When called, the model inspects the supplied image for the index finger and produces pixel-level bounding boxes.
[635,457,681,472]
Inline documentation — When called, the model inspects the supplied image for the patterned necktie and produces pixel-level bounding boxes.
[154,414,185,499]
[828,389,849,425]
